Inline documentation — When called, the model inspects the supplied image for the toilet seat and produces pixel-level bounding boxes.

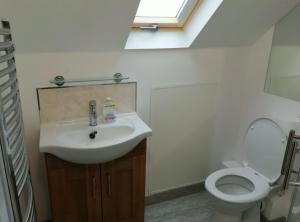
[205,118,288,221]
[243,118,287,183]
[205,167,270,204]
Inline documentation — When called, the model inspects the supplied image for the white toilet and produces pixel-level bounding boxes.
[205,118,288,222]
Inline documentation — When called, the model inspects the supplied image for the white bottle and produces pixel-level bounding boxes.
[102,97,116,123]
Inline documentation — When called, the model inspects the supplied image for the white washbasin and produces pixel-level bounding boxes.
[39,112,152,164]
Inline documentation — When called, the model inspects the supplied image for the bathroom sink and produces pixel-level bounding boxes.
[39,112,152,164]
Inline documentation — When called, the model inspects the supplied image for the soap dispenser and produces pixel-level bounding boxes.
[102,97,116,123]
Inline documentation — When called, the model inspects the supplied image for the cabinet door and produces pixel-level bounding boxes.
[101,140,146,222]
[45,155,102,222]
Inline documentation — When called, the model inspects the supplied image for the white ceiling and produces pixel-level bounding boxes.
[0,0,140,52]
[191,0,300,48]
[0,0,299,52]
[273,4,300,46]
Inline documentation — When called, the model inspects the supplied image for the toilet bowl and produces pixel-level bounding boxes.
[206,167,270,222]
[205,118,288,222]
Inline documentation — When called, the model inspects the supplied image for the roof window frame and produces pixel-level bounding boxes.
[133,0,200,28]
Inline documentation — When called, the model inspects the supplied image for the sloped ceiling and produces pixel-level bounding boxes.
[191,0,300,48]
[0,0,140,52]
[273,4,300,46]
[0,0,299,52]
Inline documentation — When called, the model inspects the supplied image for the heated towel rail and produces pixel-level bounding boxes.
[0,19,36,222]
[281,130,300,191]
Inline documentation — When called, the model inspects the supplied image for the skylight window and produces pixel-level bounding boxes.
[134,0,200,28]
[136,0,186,18]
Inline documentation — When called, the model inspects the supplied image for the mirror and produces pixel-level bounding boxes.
[265,4,300,101]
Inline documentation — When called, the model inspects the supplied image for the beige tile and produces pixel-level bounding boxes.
[38,82,136,123]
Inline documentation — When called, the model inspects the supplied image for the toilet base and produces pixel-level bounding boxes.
[211,202,261,222]
[211,211,242,222]
[243,204,260,222]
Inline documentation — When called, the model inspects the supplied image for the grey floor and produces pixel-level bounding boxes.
[145,192,213,222]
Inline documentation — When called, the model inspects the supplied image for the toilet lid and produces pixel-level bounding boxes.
[244,118,287,184]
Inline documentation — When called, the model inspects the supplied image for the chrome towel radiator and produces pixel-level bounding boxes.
[281,130,300,191]
[0,19,36,222]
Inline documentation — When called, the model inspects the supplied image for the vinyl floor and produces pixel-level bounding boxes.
[145,192,213,222]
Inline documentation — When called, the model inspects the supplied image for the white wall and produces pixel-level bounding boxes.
[238,29,300,158]
[15,27,300,222]
[12,24,300,222]
[150,83,218,193]
[15,48,247,221]
[267,46,300,101]
[225,28,300,220]
[209,47,248,170]
[210,28,300,171]
[266,4,300,102]
[206,29,300,220]
[1,1,299,221]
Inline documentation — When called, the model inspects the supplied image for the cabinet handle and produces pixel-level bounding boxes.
[92,176,96,199]
[107,173,111,196]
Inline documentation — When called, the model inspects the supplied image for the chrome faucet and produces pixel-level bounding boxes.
[89,100,97,126]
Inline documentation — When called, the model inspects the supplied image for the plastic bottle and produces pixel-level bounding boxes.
[102,97,116,123]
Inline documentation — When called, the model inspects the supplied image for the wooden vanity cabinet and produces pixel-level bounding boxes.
[45,158,102,222]
[45,139,146,222]
[101,141,146,222]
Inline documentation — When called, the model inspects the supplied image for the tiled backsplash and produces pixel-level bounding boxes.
[37,82,136,123]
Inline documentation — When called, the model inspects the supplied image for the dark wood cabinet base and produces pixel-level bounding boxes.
[45,139,146,222]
